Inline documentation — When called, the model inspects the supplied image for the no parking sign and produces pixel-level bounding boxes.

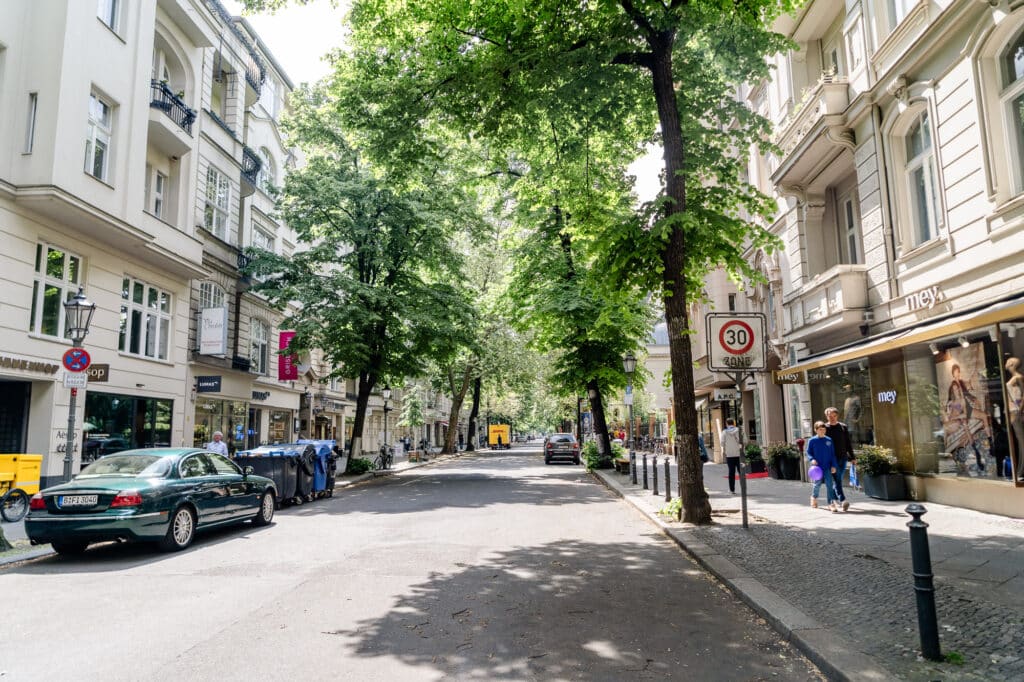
[705,313,767,372]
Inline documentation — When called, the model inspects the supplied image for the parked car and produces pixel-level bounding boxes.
[544,433,580,465]
[25,448,277,556]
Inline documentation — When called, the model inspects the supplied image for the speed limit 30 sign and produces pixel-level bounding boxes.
[705,313,767,371]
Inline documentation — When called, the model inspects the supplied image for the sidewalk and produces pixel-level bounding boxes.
[594,459,1024,681]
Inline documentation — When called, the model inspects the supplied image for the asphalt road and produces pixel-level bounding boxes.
[1,447,823,681]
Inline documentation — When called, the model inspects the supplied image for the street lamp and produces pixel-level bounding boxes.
[382,385,392,460]
[63,287,97,482]
[622,352,637,455]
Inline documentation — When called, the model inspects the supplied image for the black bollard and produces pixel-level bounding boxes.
[652,456,659,496]
[642,453,648,490]
[630,451,637,485]
[906,504,942,661]
[664,458,671,502]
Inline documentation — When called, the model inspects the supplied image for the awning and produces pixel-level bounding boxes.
[781,295,1024,377]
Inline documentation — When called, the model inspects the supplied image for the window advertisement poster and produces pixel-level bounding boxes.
[278,331,298,381]
[937,343,993,477]
[199,306,228,355]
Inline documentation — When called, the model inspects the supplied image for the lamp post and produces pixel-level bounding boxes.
[63,288,97,482]
[623,352,637,454]
[382,385,392,458]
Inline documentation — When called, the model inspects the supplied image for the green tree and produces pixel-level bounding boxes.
[245,86,476,457]
[328,0,790,523]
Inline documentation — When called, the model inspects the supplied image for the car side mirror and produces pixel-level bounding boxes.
[243,466,254,476]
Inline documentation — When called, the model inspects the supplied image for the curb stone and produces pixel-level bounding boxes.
[591,467,894,682]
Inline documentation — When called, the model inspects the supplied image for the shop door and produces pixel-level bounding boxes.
[0,381,30,452]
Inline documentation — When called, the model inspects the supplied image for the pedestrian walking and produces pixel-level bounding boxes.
[698,433,710,463]
[720,418,743,493]
[806,421,840,512]
[206,431,228,456]
[824,407,856,511]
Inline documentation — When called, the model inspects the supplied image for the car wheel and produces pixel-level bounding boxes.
[51,540,89,556]
[1,489,29,522]
[574,458,581,465]
[159,506,196,552]
[252,491,275,526]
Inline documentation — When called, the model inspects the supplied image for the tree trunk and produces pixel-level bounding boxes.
[350,371,377,460]
[442,362,475,454]
[587,379,612,462]
[466,376,481,451]
[650,37,711,524]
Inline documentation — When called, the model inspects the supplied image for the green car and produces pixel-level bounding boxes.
[25,448,277,556]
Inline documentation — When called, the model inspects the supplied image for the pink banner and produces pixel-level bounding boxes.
[278,331,298,381]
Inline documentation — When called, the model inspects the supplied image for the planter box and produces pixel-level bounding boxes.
[747,459,767,474]
[862,473,906,500]
[768,458,800,479]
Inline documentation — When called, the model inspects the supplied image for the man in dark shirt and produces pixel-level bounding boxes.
[825,407,856,511]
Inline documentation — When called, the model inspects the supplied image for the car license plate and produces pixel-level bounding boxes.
[58,495,98,507]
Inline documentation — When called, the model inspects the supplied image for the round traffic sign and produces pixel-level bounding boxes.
[62,348,92,372]
[718,320,755,355]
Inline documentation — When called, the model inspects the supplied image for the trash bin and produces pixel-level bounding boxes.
[291,444,317,502]
[234,446,300,505]
[297,439,337,498]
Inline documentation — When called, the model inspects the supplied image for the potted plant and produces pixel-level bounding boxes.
[765,442,801,480]
[744,442,766,474]
[856,444,906,500]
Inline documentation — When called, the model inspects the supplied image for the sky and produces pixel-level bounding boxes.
[223,0,663,201]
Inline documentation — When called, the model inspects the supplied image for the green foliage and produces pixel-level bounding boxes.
[397,386,425,430]
[764,442,799,465]
[744,443,763,462]
[659,497,683,519]
[944,651,965,665]
[581,440,620,470]
[346,457,373,475]
[855,445,898,477]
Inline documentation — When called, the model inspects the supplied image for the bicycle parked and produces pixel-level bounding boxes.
[374,444,394,471]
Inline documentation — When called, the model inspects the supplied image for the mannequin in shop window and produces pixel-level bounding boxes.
[946,363,992,473]
[1006,357,1024,480]
[842,383,862,444]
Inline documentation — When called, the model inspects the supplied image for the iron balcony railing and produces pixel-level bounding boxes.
[149,80,196,134]
[241,144,262,187]
[204,0,267,91]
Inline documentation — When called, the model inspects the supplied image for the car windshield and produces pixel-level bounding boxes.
[78,455,174,478]
[550,434,575,443]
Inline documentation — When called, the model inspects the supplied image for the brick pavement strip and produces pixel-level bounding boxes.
[594,466,1024,682]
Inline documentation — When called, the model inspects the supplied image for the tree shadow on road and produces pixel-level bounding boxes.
[321,538,822,681]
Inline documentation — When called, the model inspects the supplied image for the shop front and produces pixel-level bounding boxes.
[83,391,174,462]
[782,299,1024,516]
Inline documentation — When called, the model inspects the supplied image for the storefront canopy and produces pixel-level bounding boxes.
[780,295,1024,378]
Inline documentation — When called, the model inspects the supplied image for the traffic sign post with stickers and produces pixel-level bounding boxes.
[706,313,767,529]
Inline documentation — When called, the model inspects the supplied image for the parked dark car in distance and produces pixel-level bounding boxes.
[545,433,580,465]
[25,448,277,556]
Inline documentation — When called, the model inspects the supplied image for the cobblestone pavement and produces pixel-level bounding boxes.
[598,456,1024,681]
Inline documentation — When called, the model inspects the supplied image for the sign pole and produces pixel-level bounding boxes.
[728,371,755,529]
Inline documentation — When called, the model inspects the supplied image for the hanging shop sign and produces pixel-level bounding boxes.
[86,364,109,382]
[278,331,298,381]
[713,389,740,401]
[199,307,229,355]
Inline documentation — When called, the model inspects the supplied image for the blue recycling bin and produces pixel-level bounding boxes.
[297,439,338,497]
[233,446,299,503]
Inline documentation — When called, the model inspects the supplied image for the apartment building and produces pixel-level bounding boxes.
[727,0,1024,515]
[0,0,355,485]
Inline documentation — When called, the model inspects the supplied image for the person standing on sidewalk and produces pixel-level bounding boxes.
[825,407,855,511]
[806,422,839,511]
[720,418,743,493]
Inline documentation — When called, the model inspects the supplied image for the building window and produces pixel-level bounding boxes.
[889,0,916,29]
[199,281,225,310]
[119,277,172,360]
[728,293,737,311]
[1001,32,1024,194]
[204,166,230,240]
[29,244,81,338]
[838,193,862,264]
[145,165,167,218]
[250,318,269,375]
[257,148,276,193]
[85,93,112,181]
[24,93,37,154]
[252,223,275,252]
[903,110,941,246]
[97,0,119,31]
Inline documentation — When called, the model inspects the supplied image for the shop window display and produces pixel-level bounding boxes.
[807,362,873,445]
[194,399,249,455]
[1000,322,1024,482]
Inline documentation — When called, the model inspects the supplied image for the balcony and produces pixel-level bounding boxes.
[204,0,267,107]
[771,76,854,188]
[240,144,261,198]
[782,264,869,338]
[148,80,196,157]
